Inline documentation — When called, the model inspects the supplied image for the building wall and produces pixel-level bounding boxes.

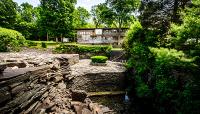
[77,28,127,45]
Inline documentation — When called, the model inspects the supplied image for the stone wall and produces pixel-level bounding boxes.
[69,72,125,92]
[0,54,79,114]
[0,66,51,113]
[0,53,126,114]
[68,59,126,92]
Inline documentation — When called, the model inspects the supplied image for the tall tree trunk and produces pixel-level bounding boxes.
[61,34,63,43]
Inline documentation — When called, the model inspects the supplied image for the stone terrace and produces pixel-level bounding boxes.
[0,51,126,114]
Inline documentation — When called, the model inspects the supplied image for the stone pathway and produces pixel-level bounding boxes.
[70,59,125,78]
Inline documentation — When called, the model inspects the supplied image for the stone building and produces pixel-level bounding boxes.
[76,28,128,46]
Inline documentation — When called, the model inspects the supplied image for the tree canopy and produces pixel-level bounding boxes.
[73,6,90,28]
[39,0,76,40]
[0,0,17,29]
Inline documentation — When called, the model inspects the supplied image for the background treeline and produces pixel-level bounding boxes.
[0,0,139,41]
[124,0,200,114]
[0,0,92,41]
[0,0,142,41]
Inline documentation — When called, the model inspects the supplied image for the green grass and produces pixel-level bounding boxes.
[111,48,124,51]
[27,40,123,50]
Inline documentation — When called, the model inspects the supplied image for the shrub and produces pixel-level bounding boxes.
[124,21,143,52]
[194,56,200,66]
[54,44,112,56]
[41,42,47,48]
[26,40,38,47]
[124,21,199,114]
[91,56,108,63]
[0,27,25,52]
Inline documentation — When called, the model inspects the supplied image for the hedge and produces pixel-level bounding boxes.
[54,44,112,56]
[91,56,108,63]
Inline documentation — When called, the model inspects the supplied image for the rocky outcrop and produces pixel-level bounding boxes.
[0,53,79,114]
[68,59,126,92]
[0,52,126,114]
[0,66,51,114]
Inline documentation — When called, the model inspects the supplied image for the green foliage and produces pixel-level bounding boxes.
[73,7,90,28]
[91,4,104,28]
[0,27,25,52]
[0,0,17,29]
[14,22,37,39]
[55,44,112,56]
[91,56,108,63]
[26,40,37,47]
[167,1,200,53]
[135,75,152,98]
[150,47,194,74]
[193,56,200,66]
[91,0,140,28]
[124,21,143,51]
[14,2,38,40]
[41,42,47,48]
[150,47,197,114]
[19,2,35,22]
[124,20,199,113]
[39,0,76,39]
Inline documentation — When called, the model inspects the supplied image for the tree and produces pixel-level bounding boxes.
[19,2,35,22]
[73,7,90,28]
[0,0,17,29]
[168,0,200,54]
[14,2,38,40]
[139,0,191,34]
[105,0,139,28]
[102,0,140,45]
[39,0,76,41]
[91,4,106,28]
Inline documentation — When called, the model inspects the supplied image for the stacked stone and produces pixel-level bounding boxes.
[0,54,79,114]
[0,66,51,114]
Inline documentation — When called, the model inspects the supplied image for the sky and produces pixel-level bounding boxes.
[13,0,105,11]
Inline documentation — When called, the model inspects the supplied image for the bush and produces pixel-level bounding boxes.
[26,40,38,47]
[0,27,25,52]
[91,56,108,63]
[124,21,200,114]
[41,42,47,48]
[54,44,112,56]
[124,21,143,52]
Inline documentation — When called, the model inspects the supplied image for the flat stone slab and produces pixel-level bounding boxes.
[70,59,125,77]
[0,65,50,81]
[0,52,79,67]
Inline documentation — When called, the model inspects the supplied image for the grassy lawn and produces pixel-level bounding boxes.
[111,48,124,51]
